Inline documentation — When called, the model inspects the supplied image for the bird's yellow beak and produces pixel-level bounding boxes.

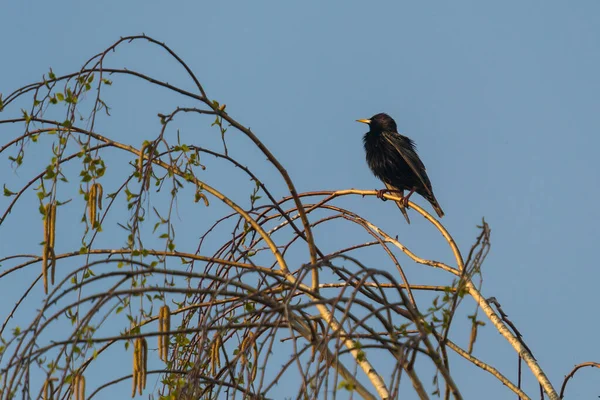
[356,119,371,124]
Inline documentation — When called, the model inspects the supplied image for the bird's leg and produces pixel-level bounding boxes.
[402,187,417,208]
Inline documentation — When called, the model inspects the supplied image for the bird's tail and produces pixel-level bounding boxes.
[393,200,411,224]
[385,183,411,224]
[426,194,445,219]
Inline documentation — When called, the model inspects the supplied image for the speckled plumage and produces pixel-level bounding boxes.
[360,113,444,223]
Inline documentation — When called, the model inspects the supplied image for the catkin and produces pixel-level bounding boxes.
[42,204,49,294]
[140,338,147,392]
[48,203,56,247]
[73,374,85,400]
[138,142,149,180]
[88,183,103,229]
[95,183,103,211]
[131,357,138,398]
[49,247,56,286]
[158,305,171,361]
[42,203,56,294]
[240,335,258,382]
[210,333,222,375]
[42,378,54,400]
[48,203,56,285]
[468,320,478,354]
[77,375,85,400]
[132,337,147,396]
[88,183,96,227]
[137,142,153,190]
[251,341,258,381]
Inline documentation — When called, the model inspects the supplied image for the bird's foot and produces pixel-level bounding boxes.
[376,189,389,201]
[376,189,406,203]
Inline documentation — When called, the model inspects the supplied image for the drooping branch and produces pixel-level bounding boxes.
[1,34,584,400]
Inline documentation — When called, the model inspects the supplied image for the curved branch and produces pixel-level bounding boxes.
[559,362,600,398]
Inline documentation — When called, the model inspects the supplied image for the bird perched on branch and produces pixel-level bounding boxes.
[357,113,444,224]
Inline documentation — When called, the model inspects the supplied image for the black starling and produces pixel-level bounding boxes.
[357,113,444,224]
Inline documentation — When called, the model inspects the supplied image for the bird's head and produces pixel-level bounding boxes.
[356,113,397,133]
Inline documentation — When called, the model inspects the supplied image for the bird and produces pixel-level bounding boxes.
[357,113,444,224]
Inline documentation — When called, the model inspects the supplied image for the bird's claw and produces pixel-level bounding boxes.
[376,189,388,201]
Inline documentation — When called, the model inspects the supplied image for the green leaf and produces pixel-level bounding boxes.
[43,165,56,180]
[8,154,23,166]
[56,92,64,102]
[338,381,356,391]
[65,88,77,104]
[21,109,31,123]
[3,185,15,197]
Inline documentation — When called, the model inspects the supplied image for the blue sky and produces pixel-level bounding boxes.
[1,1,599,399]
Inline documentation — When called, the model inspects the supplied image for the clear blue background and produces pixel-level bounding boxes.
[1,1,599,399]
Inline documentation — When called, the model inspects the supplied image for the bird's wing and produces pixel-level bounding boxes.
[382,131,434,198]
